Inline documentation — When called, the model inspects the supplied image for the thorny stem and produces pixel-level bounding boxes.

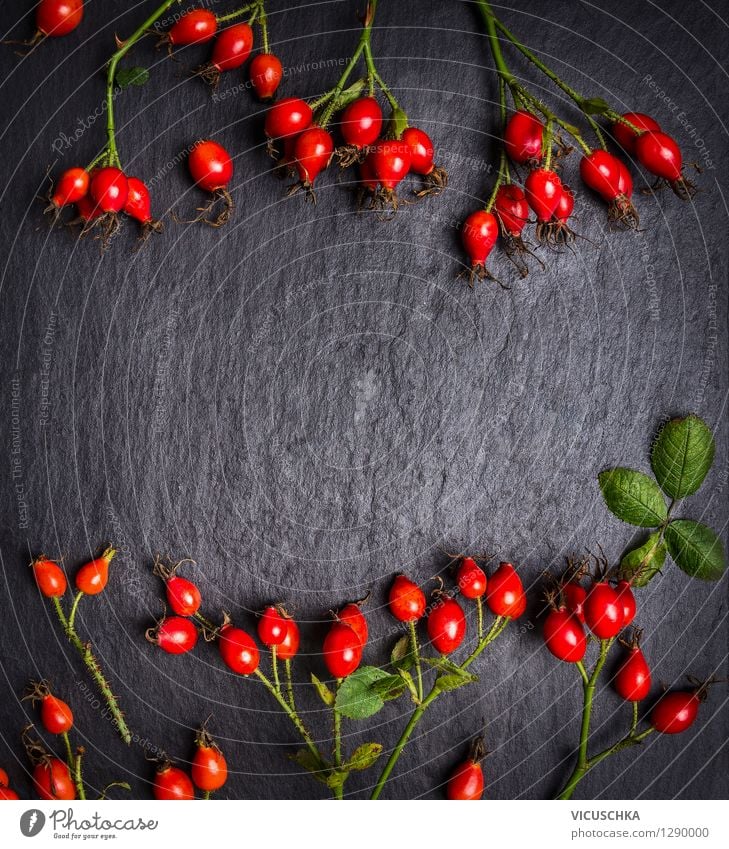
[333,679,343,800]
[203,790,211,800]
[371,615,507,799]
[61,731,74,774]
[254,668,320,760]
[216,2,260,24]
[272,645,280,693]
[68,591,83,631]
[51,597,132,745]
[74,747,87,800]
[408,620,424,702]
[285,659,296,711]
[476,596,484,640]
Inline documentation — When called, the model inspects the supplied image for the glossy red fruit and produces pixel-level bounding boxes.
[579,150,626,201]
[562,582,586,623]
[294,126,334,185]
[89,168,128,214]
[616,160,633,197]
[189,140,233,192]
[554,184,575,222]
[388,575,426,622]
[462,210,499,267]
[359,153,378,191]
[50,167,88,209]
[427,596,467,655]
[446,756,484,800]
[338,603,368,647]
[0,787,19,799]
[485,562,525,619]
[41,694,74,735]
[153,764,195,800]
[0,768,9,787]
[147,616,198,655]
[209,23,253,72]
[249,53,283,100]
[370,140,411,190]
[277,618,300,661]
[258,605,288,647]
[218,624,259,674]
[402,127,435,176]
[504,110,543,164]
[543,608,586,663]
[635,130,683,182]
[583,582,624,639]
[37,0,84,38]
[323,622,362,678]
[123,177,154,225]
[168,9,217,46]
[191,731,227,792]
[265,97,313,139]
[75,546,115,595]
[163,575,201,617]
[615,581,637,627]
[33,758,75,800]
[493,184,529,236]
[32,556,67,597]
[457,557,487,599]
[615,646,651,701]
[651,690,700,734]
[612,112,661,155]
[75,193,103,224]
[340,97,383,149]
[524,168,563,221]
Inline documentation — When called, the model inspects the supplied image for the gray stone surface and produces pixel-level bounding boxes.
[0,0,727,800]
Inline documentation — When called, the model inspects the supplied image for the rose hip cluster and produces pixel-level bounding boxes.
[152,725,229,801]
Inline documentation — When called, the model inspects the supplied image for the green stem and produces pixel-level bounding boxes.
[254,668,320,760]
[103,0,181,169]
[216,2,259,24]
[371,615,507,799]
[51,597,132,745]
[333,679,343,800]
[272,646,280,693]
[408,620,423,702]
[74,748,87,800]
[285,659,296,711]
[575,660,589,686]
[476,596,484,640]
[68,591,83,631]
[193,611,217,632]
[203,790,211,800]
[61,731,74,774]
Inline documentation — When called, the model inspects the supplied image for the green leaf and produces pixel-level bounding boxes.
[665,520,726,581]
[116,66,149,88]
[311,674,335,707]
[388,106,409,140]
[433,672,477,693]
[289,749,331,785]
[390,634,415,670]
[619,531,667,587]
[335,666,391,720]
[397,668,420,703]
[370,674,407,702]
[345,742,383,772]
[598,468,668,527]
[580,96,611,115]
[651,415,715,499]
[332,78,366,111]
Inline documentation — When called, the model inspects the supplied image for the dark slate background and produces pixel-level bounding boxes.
[0,0,727,800]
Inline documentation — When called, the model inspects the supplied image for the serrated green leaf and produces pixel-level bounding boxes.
[619,531,667,587]
[311,673,335,706]
[665,520,726,581]
[116,66,149,88]
[390,634,415,670]
[335,666,391,720]
[433,672,477,693]
[580,96,610,115]
[345,742,382,772]
[289,748,331,785]
[598,468,668,527]
[651,415,715,499]
[370,674,407,701]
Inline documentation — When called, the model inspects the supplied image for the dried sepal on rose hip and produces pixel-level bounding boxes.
[579,149,639,229]
[23,680,74,735]
[401,126,448,197]
[287,126,335,202]
[335,96,383,166]
[191,723,228,794]
[184,139,235,226]
[22,726,76,801]
[5,0,84,49]
[157,9,218,53]
[461,209,500,287]
[153,556,202,617]
[446,736,487,800]
[195,23,254,89]
[152,755,195,800]
[145,614,199,655]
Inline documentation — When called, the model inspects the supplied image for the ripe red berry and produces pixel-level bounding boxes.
[188,140,233,192]
[543,607,586,663]
[612,112,661,155]
[153,763,195,800]
[75,546,115,595]
[554,184,575,222]
[0,768,9,787]
[651,690,702,734]
[579,150,626,201]
[615,645,651,701]
[124,177,155,225]
[457,557,487,599]
[485,562,525,619]
[75,193,104,224]
[583,582,624,639]
[49,167,88,209]
[461,210,499,278]
[191,729,227,792]
[401,126,435,176]
[340,97,383,149]
[33,758,75,800]
[493,184,529,237]
[504,110,543,164]
[147,616,199,655]
[338,603,368,647]
[36,0,84,38]
[249,53,283,101]
[265,97,313,139]
[198,23,253,85]
[427,596,467,655]
[635,130,683,182]
[388,575,426,622]
[0,787,19,800]
[277,617,300,661]
[89,168,128,214]
[258,605,288,647]
[615,581,637,627]
[25,681,74,734]
[370,140,411,191]
[562,582,586,623]
[167,575,202,617]
[446,738,486,800]
[323,622,362,678]
[218,624,259,674]
[524,168,563,221]
[167,9,217,46]
[294,126,334,186]
[31,556,67,598]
